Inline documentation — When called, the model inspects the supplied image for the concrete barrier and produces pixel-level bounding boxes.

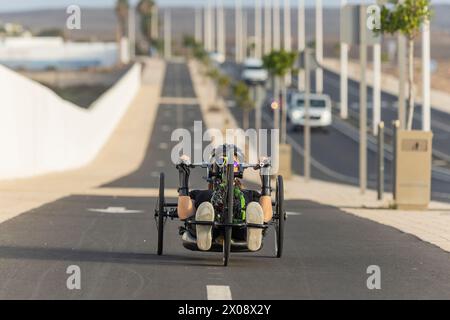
[0,37,118,70]
[0,62,141,180]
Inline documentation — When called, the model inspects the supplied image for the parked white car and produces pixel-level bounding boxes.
[241,58,268,85]
[287,92,332,129]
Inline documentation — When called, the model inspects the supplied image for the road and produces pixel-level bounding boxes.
[322,69,450,162]
[0,62,449,299]
[223,62,450,202]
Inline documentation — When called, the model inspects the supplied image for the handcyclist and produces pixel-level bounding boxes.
[176,144,273,252]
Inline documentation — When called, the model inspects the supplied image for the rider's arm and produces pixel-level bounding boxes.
[176,157,195,220]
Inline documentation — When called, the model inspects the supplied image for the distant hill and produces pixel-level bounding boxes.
[1,5,449,57]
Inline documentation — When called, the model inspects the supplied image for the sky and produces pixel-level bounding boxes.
[1,0,447,13]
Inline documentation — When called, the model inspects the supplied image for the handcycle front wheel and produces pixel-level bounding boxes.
[223,163,234,267]
[157,172,165,256]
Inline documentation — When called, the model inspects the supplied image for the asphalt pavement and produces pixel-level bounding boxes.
[0,62,449,299]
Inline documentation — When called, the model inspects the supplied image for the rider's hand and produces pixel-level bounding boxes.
[258,157,271,168]
[259,157,271,196]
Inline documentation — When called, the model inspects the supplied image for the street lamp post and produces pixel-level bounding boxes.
[195,7,202,43]
[210,0,215,53]
[151,5,158,41]
[264,0,272,55]
[422,15,431,131]
[255,85,264,133]
[315,0,323,93]
[283,0,291,52]
[255,0,262,59]
[304,48,311,182]
[272,98,280,133]
[164,9,171,60]
[359,5,367,194]
[128,3,136,61]
[298,0,305,91]
[217,0,226,58]
[283,0,292,86]
[206,0,214,52]
[204,5,208,51]
[243,10,248,59]
[273,0,280,50]
[340,0,348,119]
[398,34,407,129]
[235,0,243,62]
[373,41,381,135]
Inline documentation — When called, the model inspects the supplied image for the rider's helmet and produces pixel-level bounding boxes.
[208,144,245,179]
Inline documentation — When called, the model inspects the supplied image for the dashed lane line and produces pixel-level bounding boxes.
[206,285,232,300]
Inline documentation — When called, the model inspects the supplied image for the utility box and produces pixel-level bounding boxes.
[395,130,433,210]
[277,144,292,180]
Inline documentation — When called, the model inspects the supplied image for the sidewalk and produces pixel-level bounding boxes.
[0,58,166,224]
[190,58,450,253]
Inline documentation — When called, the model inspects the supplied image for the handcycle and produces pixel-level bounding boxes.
[154,159,286,266]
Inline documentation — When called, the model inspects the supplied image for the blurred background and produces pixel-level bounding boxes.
[0,1,449,105]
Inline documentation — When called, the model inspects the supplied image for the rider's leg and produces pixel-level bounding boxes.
[259,165,273,223]
[259,195,273,223]
[195,202,215,251]
[246,202,264,251]
[178,196,195,220]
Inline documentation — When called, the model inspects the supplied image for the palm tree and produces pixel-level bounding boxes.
[233,81,255,130]
[263,50,297,143]
[137,0,155,50]
[378,0,432,130]
[115,0,129,64]
[115,0,129,40]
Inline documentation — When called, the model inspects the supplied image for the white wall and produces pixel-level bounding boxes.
[0,37,118,69]
[0,63,141,180]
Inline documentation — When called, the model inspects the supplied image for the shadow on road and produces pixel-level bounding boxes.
[0,245,224,267]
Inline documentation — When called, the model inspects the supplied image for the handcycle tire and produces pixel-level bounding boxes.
[157,173,165,256]
[223,163,234,267]
[275,175,285,258]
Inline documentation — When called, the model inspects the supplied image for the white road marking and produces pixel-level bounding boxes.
[159,97,199,105]
[206,285,232,300]
[151,171,160,178]
[159,143,168,150]
[156,160,165,167]
[286,211,302,216]
[88,207,143,214]
[77,188,179,197]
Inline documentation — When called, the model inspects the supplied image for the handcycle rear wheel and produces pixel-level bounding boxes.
[157,173,165,256]
[275,175,285,258]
